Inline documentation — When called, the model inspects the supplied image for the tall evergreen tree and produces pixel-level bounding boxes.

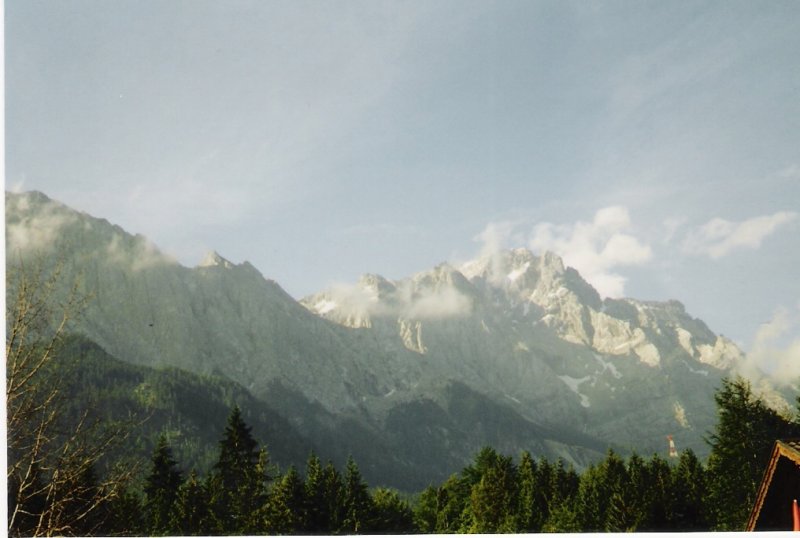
[341,457,375,533]
[641,454,673,530]
[169,469,210,536]
[571,450,628,531]
[705,377,800,530]
[264,466,307,534]
[303,453,328,534]
[412,486,438,534]
[515,451,539,532]
[321,461,345,534]
[466,453,518,533]
[371,488,415,534]
[671,449,708,530]
[208,406,272,534]
[143,435,183,535]
[433,474,470,533]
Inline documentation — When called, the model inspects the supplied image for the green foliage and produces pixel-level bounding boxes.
[208,407,273,534]
[412,486,438,533]
[14,327,800,535]
[670,449,708,530]
[465,453,518,532]
[515,451,538,531]
[342,457,375,533]
[371,488,414,534]
[705,377,800,530]
[143,435,183,535]
[169,470,210,536]
[263,466,306,534]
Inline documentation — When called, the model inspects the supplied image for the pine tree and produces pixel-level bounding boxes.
[412,486,438,533]
[642,454,673,530]
[570,450,627,531]
[341,456,375,533]
[302,454,345,534]
[169,470,210,536]
[371,488,415,534]
[534,457,556,526]
[671,449,708,530]
[434,474,470,533]
[209,406,272,534]
[466,453,518,533]
[106,488,145,536]
[264,466,306,534]
[143,435,183,535]
[515,451,538,532]
[303,453,327,534]
[321,461,345,534]
[705,377,800,530]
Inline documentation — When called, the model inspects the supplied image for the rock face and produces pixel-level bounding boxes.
[303,247,744,458]
[4,191,759,488]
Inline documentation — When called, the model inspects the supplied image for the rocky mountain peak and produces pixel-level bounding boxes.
[198,250,234,269]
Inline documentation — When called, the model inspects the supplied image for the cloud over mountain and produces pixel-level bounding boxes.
[740,305,800,386]
[526,206,652,298]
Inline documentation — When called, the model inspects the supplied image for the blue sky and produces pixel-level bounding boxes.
[5,1,800,371]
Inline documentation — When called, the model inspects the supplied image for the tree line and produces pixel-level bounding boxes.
[10,376,799,535]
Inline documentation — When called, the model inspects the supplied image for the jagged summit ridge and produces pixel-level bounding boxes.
[198,250,234,269]
[303,247,742,372]
[6,190,753,474]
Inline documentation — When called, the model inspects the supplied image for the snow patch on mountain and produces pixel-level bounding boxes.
[593,353,623,379]
[558,375,592,408]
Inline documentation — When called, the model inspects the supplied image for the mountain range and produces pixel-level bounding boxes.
[6,190,791,490]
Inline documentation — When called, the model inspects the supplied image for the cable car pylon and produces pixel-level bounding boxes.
[667,434,678,458]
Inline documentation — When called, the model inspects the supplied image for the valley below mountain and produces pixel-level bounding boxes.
[6,190,794,490]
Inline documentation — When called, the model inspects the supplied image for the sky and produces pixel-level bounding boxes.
[5,1,800,367]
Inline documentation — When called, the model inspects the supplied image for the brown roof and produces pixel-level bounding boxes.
[746,440,800,531]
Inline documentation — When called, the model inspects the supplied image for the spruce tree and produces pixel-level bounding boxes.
[169,470,210,536]
[705,377,800,530]
[642,454,673,530]
[466,454,518,533]
[342,457,375,533]
[209,405,271,534]
[303,452,328,534]
[433,474,470,533]
[412,486,438,533]
[321,461,345,534]
[371,488,415,534]
[264,466,306,534]
[671,449,708,530]
[515,451,538,532]
[143,435,183,535]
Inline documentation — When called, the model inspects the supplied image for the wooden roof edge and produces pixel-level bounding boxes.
[776,439,800,465]
[746,441,785,531]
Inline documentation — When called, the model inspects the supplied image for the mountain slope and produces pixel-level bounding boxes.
[7,191,613,489]
[302,248,745,457]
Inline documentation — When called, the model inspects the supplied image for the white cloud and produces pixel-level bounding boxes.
[403,285,472,320]
[739,305,800,386]
[528,206,652,298]
[106,233,177,272]
[324,275,472,321]
[6,196,78,254]
[473,221,524,285]
[682,211,798,259]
